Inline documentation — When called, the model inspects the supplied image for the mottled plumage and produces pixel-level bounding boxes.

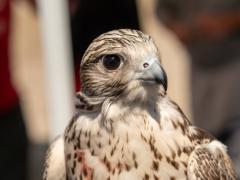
[43,29,236,180]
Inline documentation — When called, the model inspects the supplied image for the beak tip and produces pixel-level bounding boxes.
[153,64,168,91]
[155,77,167,91]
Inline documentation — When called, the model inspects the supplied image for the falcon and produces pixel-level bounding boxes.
[43,29,236,180]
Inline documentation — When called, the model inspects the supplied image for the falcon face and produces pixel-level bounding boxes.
[80,29,167,103]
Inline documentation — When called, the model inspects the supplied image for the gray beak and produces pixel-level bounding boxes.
[138,61,168,91]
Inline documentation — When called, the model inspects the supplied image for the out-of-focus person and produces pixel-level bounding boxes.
[0,0,28,179]
[156,0,240,176]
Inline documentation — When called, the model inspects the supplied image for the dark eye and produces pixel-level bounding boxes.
[102,54,121,70]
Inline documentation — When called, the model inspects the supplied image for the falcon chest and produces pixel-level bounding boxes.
[64,100,192,180]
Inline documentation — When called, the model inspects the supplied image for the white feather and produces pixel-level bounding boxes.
[43,137,66,180]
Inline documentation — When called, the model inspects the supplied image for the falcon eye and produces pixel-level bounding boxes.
[102,54,121,70]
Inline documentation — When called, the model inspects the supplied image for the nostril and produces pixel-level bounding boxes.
[143,63,149,68]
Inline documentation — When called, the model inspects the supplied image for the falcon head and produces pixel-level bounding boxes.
[80,29,167,104]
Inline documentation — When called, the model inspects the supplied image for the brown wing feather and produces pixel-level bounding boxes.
[187,142,236,180]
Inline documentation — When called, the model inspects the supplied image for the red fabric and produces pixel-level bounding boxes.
[0,0,18,112]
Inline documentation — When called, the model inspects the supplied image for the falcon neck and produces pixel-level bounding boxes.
[100,91,166,123]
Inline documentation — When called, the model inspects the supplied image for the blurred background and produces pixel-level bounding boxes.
[0,0,239,179]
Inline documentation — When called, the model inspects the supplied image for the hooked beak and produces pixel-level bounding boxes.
[137,61,168,91]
